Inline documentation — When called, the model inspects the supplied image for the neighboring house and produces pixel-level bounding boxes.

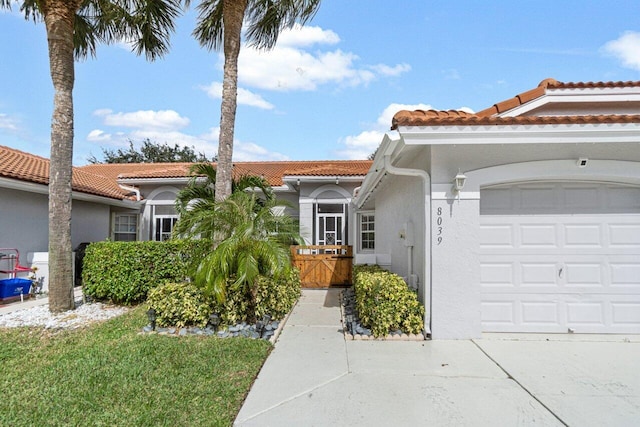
[354,78,640,338]
[0,145,372,290]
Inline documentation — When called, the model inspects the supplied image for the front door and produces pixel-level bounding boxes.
[316,204,345,245]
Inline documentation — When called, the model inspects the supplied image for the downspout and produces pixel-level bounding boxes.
[118,184,141,201]
[383,155,431,335]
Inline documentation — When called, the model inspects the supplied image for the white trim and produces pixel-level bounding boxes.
[308,184,353,200]
[117,177,190,185]
[398,122,640,145]
[464,159,640,191]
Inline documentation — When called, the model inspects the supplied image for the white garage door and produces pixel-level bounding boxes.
[480,182,640,333]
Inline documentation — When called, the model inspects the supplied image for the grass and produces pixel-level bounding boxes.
[0,306,272,427]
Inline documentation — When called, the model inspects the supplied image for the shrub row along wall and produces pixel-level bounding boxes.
[82,240,211,305]
[353,264,425,337]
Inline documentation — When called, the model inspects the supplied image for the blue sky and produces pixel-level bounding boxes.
[1,1,640,165]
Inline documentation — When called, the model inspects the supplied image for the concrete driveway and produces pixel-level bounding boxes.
[235,290,640,426]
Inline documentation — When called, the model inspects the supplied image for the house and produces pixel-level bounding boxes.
[0,145,372,291]
[354,78,640,338]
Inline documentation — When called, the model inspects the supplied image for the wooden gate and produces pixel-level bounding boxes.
[290,245,353,288]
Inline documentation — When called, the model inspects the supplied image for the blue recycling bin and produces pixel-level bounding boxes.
[0,278,32,301]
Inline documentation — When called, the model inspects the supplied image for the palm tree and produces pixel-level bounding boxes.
[191,191,303,321]
[1,0,187,312]
[193,0,321,202]
[173,162,274,239]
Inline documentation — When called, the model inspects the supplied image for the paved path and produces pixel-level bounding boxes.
[235,289,640,427]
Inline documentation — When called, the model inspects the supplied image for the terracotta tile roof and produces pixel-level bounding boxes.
[392,78,640,129]
[80,160,373,187]
[0,145,133,200]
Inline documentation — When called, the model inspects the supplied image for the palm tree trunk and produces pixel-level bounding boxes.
[44,1,79,312]
[214,0,248,202]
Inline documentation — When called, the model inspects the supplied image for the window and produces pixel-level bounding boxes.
[154,216,178,241]
[151,204,178,241]
[114,214,138,241]
[359,213,375,251]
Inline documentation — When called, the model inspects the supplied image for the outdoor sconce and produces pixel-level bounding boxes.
[452,170,467,199]
[146,308,157,331]
[209,313,221,332]
[335,177,340,185]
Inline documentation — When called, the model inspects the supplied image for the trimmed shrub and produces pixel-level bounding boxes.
[147,282,212,328]
[82,239,210,305]
[212,269,301,326]
[353,265,425,337]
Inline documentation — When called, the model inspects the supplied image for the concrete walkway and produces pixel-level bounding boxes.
[0,287,84,315]
[235,289,640,427]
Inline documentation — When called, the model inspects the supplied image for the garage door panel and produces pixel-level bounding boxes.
[479,224,514,247]
[565,263,602,286]
[609,224,640,247]
[564,224,602,247]
[612,302,640,325]
[566,302,604,325]
[520,225,558,247]
[480,182,640,334]
[610,263,640,286]
[521,262,558,286]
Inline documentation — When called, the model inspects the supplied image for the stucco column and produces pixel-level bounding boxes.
[430,187,481,339]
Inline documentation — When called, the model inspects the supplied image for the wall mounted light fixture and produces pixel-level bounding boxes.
[453,170,467,192]
[452,170,467,200]
[335,177,340,185]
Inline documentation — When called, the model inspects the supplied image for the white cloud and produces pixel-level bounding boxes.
[87,129,111,142]
[335,130,386,160]
[232,141,289,161]
[201,82,274,110]
[87,111,287,162]
[217,24,411,92]
[94,109,190,131]
[371,63,412,77]
[602,31,640,71]
[0,113,19,132]
[276,24,340,48]
[337,103,444,160]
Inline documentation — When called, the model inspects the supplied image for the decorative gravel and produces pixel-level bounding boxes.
[341,287,426,341]
[0,298,130,329]
[141,320,281,341]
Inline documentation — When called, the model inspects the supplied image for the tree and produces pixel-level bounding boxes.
[193,0,321,203]
[190,191,302,322]
[173,162,273,239]
[89,139,215,163]
[2,0,186,312]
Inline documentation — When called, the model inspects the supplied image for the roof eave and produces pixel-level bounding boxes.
[0,176,140,207]
[398,122,640,145]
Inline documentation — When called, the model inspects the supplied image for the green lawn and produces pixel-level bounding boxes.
[0,306,271,427]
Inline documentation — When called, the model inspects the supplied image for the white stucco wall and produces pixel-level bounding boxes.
[0,187,48,257]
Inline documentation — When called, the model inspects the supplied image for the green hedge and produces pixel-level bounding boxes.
[212,269,301,326]
[82,240,211,305]
[147,282,212,328]
[353,265,425,337]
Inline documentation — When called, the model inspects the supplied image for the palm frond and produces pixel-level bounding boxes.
[193,0,224,51]
[245,0,320,50]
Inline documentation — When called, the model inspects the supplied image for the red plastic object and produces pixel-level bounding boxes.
[0,248,32,278]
